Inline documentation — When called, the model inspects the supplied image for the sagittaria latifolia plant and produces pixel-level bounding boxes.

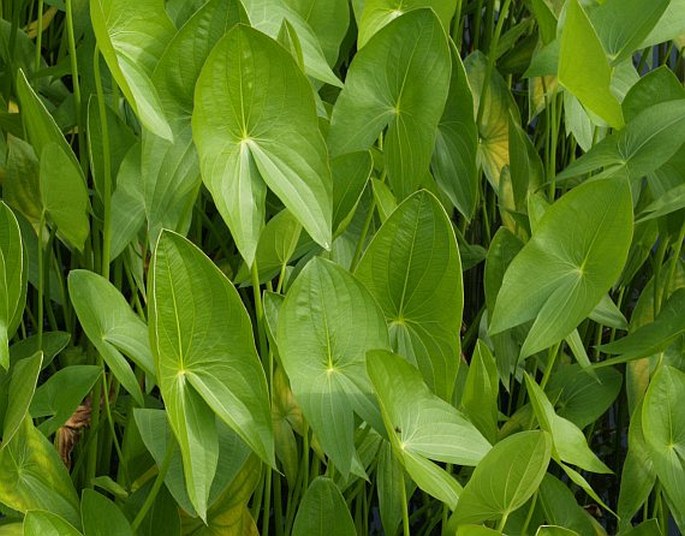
[0,0,684,534]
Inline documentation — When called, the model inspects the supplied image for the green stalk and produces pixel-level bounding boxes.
[93,45,113,280]
[400,470,410,536]
[65,0,85,170]
[131,441,174,530]
[34,0,44,71]
[475,0,513,129]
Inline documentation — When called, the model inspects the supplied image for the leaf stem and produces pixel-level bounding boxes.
[131,440,174,530]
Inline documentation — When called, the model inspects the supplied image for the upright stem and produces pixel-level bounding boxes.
[34,0,44,71]
[93,45,112,280]
[400,470,410,536]
[65,0,85,170]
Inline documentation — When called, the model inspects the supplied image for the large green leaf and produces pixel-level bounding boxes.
[277,257,390,477]
[357,0,455,48]
[490,178,633,358]
[81,489,134,536]
[525,374,611,474]
[292,478,355,536]
[241,0,342,87]
[193,24,332,265]
[432,43,478,220]
[150,231,273,518]
[558,0,623,129]
[68,270,151,406]
[639,0,685,48]
[367,350,491,473]
[449,431,552,526]
[0,417,80,526]
[328,9,450,199]
[555,100,685,184]
[355,190,463,400]
[89,0,174,139]
[2,352,41,445]
[0,202,26,370]
[642,365,685,529]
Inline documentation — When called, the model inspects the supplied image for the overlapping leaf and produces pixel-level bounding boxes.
[328,9,450,199]
[277,257,390,477]
[355,190,463,400]
[150,231,273,518]
[193,25,332,265]
[490,178,633,358]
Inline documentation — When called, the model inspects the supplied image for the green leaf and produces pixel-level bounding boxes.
[555,100,685,184]
[15,70,80,170]
[23,511,82,536]
[637,182,685,223]
[355,190,463,400]
[539,474,596,536]
[449,431,551,525]
[490,178,633,359]
[2,352,41,445]
[357,0,456,48]
[367,349,491,468]
[599,288,685,362]
[0,202,27,370]
[328,9,451,199]
[81,489,133,536]
[546,364,622,429]
[68,270,149,406]
[39,143,90,251]
[558,0,624,129]
[152,0,247,125]
[10,332,69,370]
[241,0,342,87]
[193,25,332,265]
[89,0,174,139]
[536,527,579,536]
[525,374,611,474]
[150,231,274,515]
[332,151,373,235]
[376,441,411,536]
[461,341,499,443]
[30,365,102,436]
[277,257,390,477]
[432,42,478,220]
[642,365,685,528]
[591,0,669,64]
[639,0,685,48]
[0,417,80,526]
[466,51,516,190]
[288,0,350,65]
[292,478,355,536]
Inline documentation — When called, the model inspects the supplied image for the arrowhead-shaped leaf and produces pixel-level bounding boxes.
[355,190,463,400]
[490,178,633,359]
[193,24,332,265]
[328,9,450,199]
[150,231,274,517]
[277,257,390,477]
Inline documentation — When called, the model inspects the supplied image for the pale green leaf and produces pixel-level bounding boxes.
[449,431,551,525]
[89,0,174,139]
[558,0,623,129]
[2,352,41,445]
[150,231,273,518]
[23,511,82,536]
[525,374,611,474]
[193,25,332,265]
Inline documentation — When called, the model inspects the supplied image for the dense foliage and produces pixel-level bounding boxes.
[0,0,684,534]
